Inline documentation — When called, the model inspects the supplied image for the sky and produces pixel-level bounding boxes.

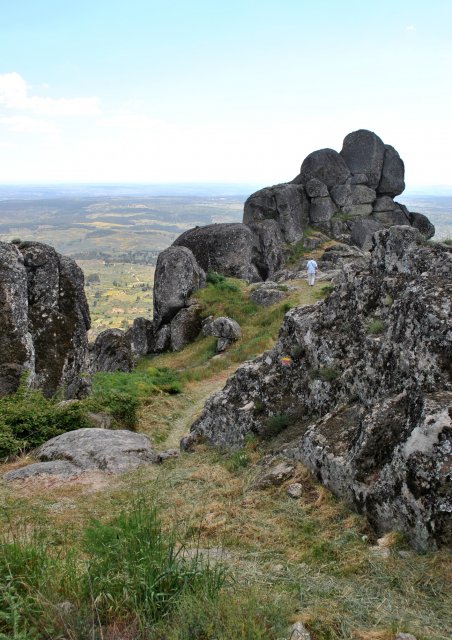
[0,0,451,188]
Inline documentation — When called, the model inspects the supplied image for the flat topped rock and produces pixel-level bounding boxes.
[174,223,263,282]
[4,428,158,480]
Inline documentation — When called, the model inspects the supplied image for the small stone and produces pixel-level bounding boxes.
[395,634,417,640]
[253,462,294,489]
[55,601,75,616]
[180,432,200,452]
[288,621,311,640]
[157,448,179,462]
[287,482,303,498]
[369,545,390,559]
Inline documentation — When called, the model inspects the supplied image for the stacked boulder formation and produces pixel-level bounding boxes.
[0,240,90,399]
[186,227,452,551]
[171,130,434,285]
[244,129,434,252]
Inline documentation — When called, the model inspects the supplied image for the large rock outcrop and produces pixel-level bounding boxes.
[89,329,134,373]
[187,227,452,550]
[153,246,206,329]
[173,223,263,282]
[0,241,90,398]
[243,183,309,244]
[243,129,433,250]
[150,245,206,352]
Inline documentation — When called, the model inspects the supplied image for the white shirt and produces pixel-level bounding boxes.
[306,259,318,274]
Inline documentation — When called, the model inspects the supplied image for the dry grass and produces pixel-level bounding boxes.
[1,269,451,639]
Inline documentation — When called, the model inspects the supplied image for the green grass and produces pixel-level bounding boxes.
[141,275,309,385]
[0,498,226,640]
[87,367,182,429]
[287,239,309,264]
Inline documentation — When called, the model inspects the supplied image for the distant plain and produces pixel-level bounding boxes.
[0,185,450,335]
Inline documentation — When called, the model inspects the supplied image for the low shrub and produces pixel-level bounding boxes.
[319,284,334,297]
[287,240,309,264]
[310,367,340,382]
[206,271,240,293]
[367,318,385,334]
[261,413,291,439]
[0,382,90,459]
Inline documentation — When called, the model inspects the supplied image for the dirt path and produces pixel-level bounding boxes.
[159,369,233,451]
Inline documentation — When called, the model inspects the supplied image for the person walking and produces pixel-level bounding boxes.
[306,258,318,286]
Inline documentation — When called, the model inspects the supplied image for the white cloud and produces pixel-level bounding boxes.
[97,113,161,131]
[0,115,60,134]
[406,25,415,31]
[0,72,101,116]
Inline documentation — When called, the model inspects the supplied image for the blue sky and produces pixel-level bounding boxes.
[0,0,451,187]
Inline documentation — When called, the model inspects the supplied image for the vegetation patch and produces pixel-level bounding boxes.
[310,366,340,382]
[89,368,182,429]
[206,270,240,293]
[0,499,226,639]
[287,239,309,264]
[261,413,292,439]
[367,318,385,334]
[0,381,90,459]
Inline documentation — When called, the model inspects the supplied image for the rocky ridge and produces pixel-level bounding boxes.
[186,227,452,550]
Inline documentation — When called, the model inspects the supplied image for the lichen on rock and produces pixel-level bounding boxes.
[186,227,452,550]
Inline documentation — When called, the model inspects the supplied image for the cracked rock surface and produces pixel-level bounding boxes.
[187,227,452,550]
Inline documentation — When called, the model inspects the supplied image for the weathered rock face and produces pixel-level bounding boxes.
[90,329,133,373]
[4,428,158,479]
[202,316,241,352]
[297,148,351,187]
[378,144,405,196]
[250,284,286,307]
[350,217,384,250]
[242,129,434,249]
[188,227,452,550]
[0,241,90,398]
[173,223,262,282]
[153,246,205,329]
[243,183,310,244]
[125,317,154,361]
[170,303,203,351]
[340,129,386,189]
[247,219,286,280]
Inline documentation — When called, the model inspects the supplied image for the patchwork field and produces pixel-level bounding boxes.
[78,259,155,338]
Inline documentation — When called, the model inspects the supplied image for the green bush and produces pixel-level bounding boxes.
[320,284,334,297]
[0,383,90,459]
